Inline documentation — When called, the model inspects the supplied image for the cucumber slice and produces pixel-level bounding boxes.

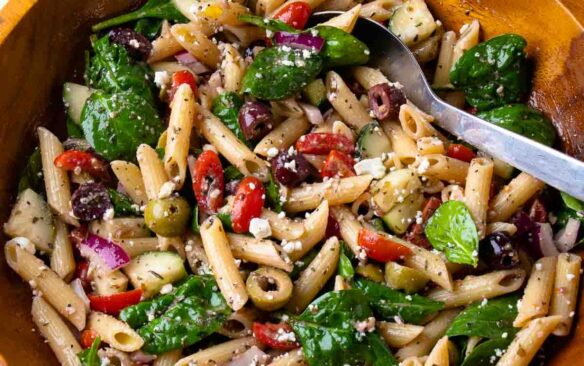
[302,78,327,106]
[385,261,429,293]
[123,251,187,298]
[356,122,393,159]
[173,0,196,21]
[63,82,95,124]
[389,0,437,46]
[382,192,424,234]
[493,157,515,179]
[371,168,422,213]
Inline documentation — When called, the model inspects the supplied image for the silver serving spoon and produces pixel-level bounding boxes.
[311,11,584,201]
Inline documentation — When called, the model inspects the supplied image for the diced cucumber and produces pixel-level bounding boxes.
[63,82,95,124]
[172,0,196,21]
[385,261,429,293]
[371,168,422,213]
[355,263,384,283]
[356,122,393,159]
[302,78,327,107]
[382,192,424,234]
[492,157,515,179]
[389,0,437,46]
[123,251,187,298]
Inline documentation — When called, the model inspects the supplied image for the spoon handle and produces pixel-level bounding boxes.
[429,98,584,200]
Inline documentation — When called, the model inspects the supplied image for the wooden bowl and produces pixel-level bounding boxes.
[0,0,582,364]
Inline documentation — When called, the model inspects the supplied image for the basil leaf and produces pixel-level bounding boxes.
[224,165,244,181]
[461,338,513,366]
[135,18,163,40]
[108,189,141,217]
[265,173,283,213]
[353,279,443,324]
[424,200,479,266]
[311,26,370,68]
[18,148,44,194]
[67,116,85,138]
[238,14,297,33]
[92,0,188,32]
[338,245,355,279]
[212,92,246,144]
[191,205,201,234]
[447,295,519,339]
[560,192,584,212]
[217,212,233,231]
[78,337,101,366]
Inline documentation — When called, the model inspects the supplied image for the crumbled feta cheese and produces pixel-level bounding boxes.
[567,273,576,281]
[154,71,170,89]
[416,157,430,174]
[353,317,376,334]
[267,147,279,158]
[129,39,140,48]
[282,240,302,253]
[102,207,115,220]
[158,181,176,199]
[203,144,218,153]
[277,211,286,219]
[249,218,272,239]
[160,283,173,294]
[354,158,386,179]
[12,237,35,255]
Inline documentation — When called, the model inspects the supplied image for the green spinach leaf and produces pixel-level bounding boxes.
[217,212,233,231]
[560,191,584,212]
[353,279,443,324]
[78,337,101,366]
[67,116,85,138]
[424,200,479,266]
[92,0,188,32]
[450,34,529,111]
[312,26,370,68]
[477,104,556,146]
[191,205,201,234]
[135,18,164,40]
[460,338,512,366]
[108,188,141,216]
[224,165,244,181]
[265,172,283,213]
[242,46,323,100]
[338,244,355,280]
[238,14,297,33]
[212,92,246,143]
[18,148,44,194]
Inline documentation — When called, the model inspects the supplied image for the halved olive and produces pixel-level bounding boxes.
[246,267,293,311]
[144,196,191,237]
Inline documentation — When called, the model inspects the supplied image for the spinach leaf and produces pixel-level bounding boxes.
[18,148,44,194]
[353,279,443,324]
[560,191,584,213]
[81,90,164,161]
[447,295,519,339]
[338,244,355,280]
[67,116,85,138]
[242,46,323,100]
[265,173,283,213]
[191,205,201,234]
[224,165,244,181]
[424,200,479,266]
[212,92,246,143]
[238,14,297,33]
[450,34,529,111]
[291,290,397,366]
[477,104,556,146]
[92,0,188,32]
[108,188,141,217]
[217,212,233,231]
[460,338,512,366]
[312,26,370,68]
[290,247,319,279]
[135,18,163,40]
[78,337,101,366]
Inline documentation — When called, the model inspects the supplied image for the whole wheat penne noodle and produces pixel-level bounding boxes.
[271,98,304,120]
[148,20,184,64]
[284,175,373,213]
[424,336,450,366]
[198,70,222,110]
[422,176,445,195]
[464,157,494,238]
[31,297,82,366]
[201,216,248,310]
[261,209,305,241]
[492,157,515,179]
[255,0,285,15]
[164,83,196,188]
[137,144,169,200]
[175,337,257,366]
[116,237,160,258]
[334,274,351,291]
[352,66,390,90]
[426,269,526,309]
[440,184,464,202]
[433,31,456,88]
[359,0,400,22]
[464,336,482,358]
[93,269,128,296]
[399,104,438,140]
[332,120,356,142]
[220,44,246,92]
[38,127,78,226]
[319,4,361,32]
[197,109,270,181]
[254,115,310,157]
[171,23,221,68]
[88,312,144,352]
[111,160,148,205]
[153,349,183,366]
[350,192,374,220]
[514,256,557,327]
[222,24,267,47]
[50,220,75,281]
[496,315,562,366]
[411,154,469,185]
[396,309,461,361]
[160,236,186,258]
[549,253,582,335]
[331,204,364,256]
[188,0,249,26]
[452,20,480,64]
[486,222,518,236]
[286,237,340,313]
[378,322,425,348]
[382,121,418,164]
[416,137,445,155]
[184,235,211,275]
[89,218,150,240]
[326,71,371,131]
[218,306,259,338]
[268,349,307,366]
[227,233,292,272]
[488,172,545,222]
[287,200,329,261]
[5,241,86,330]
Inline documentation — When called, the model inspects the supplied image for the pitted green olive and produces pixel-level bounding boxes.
[246,267,293,311]
[144,196,191,237]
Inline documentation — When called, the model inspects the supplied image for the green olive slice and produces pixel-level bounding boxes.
[246,267,293,311]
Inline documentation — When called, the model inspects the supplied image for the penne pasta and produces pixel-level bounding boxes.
[50,219,75,281]
[287,200,329,261]
[411,154,469,185]
[218,306,258,338]
[514,256,557,327]
[416,137,445,155]
[433,31,456,88]
[464,157,494,238]
[153,349,183,366]
[488,172,545,222]
[261,208,305,241]
[549,253,582,336]
[320,4,361,32]
[352,66,390,90]
[148,20,183,64]
[424,336,450,366]
[452,20,480,64]
[378,321,425,348]
[399,104,438,140]
[326,71,371,131]
[111,160,148,205]
[171,23,221,68]
[88,312,144,352]
[115,237,160,258]
[254,115,310,157]
[382,121,419,164]
[89,218,150,240]
[227,233,293,272]
[220,43,246,92]
[175,337,258,366]
[359,0,400,22]
[268,349,307,366]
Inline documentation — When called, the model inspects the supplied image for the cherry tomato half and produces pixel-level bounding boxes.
[446,144,476,163]
[231,176,265,233]
[358,228,411,262]
[169,70,198,101]
[272,1,311,30]
[252,322,299,350]
[80,329,98,349]
[88,289,143,315]
[190,151,224,214]
[296,133,355,155]
[321,150,355,178]
[54,150,110,181]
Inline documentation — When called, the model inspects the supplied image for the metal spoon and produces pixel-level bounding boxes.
[311,11,584,201]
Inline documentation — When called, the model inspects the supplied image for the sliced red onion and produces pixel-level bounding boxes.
[175,51,210,75]
[225,346,268,366]
[80,234,130,273]
[130,350,157,364]
[511,211,534,236]
[70,278,90,311]
[299,102,324,125]
[554,218,581,252]
[530,223,559,257]
[274,32,325,52]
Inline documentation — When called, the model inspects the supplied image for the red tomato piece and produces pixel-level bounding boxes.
[358,228,412,262]
[321,150,355,178]
[190,151,224,214]
[446,144,476,163]
[74,259,92,292]
[272,1,311,30]
[169,70,198,101]
[252,322,299,351]
[296,133,355,155]
[80,329,98,349]
[231,176,265,233]
[88,289,143,315]
[54,150,110,181]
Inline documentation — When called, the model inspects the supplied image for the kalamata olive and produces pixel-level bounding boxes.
[63,138,93,152]
[368,82,407,120]
[109,28,152,61]
[325,213,341,239]
[529,198,548,223]
[511,211,534,236]
[270,150,311,187]
[479,232,519,269]
[144,196,191,237]
[71,182,113,221]
[238,101,274,141]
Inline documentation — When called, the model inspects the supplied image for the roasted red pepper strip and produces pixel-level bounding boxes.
[231,176,265,233]
[169,70,198,101]
[321,150,355,178]
[54,150,109,180]
[446,144,476,163]
[190,150,225,214]
[88,289,143,315]
[358,228,411,262]
[272,1,311,30]
[252,322,299,351]
[80,329,98,349]
[296,133,355,155]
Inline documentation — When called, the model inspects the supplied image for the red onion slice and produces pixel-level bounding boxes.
[299,102,324,125]
[175,52,210,75]
[554,218,581,252]
[80,234,130,273]
[70,278,90,311]
[274,32,325,52]
[531,223,559,257]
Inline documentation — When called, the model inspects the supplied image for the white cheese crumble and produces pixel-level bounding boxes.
[102,207,115,221]
[154,71,170,89]
[353,158,386,179]
[12,237,35,255]
[159,283,173,295]
[158,181,176,199]
[249,218,272,239]
[267,147,279,158]
[282,240,302,253]
[203,144,218,153]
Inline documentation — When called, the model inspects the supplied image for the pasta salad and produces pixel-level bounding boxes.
[5,0,582,365]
